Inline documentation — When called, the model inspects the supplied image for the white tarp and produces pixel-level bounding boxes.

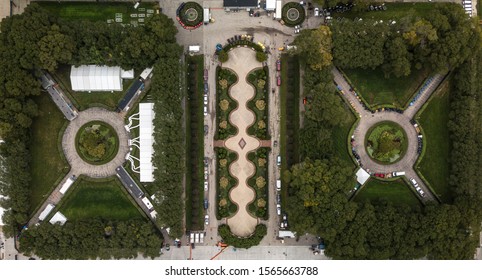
[139,103,155,182]
[39,204,55,221]
[266,0,276,10]
[70,65,123,91]
[49,212,67,225]
[121,69,135,79]
[356,168,370,185]
[0,194,5,226]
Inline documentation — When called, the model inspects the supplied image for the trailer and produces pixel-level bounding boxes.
[59,177,75,195]
[39,204,55,221]
[142,197,154,210]
[199,232,204,243]
[275,0,282,19]
[140,68,153,81]
[203,8,210,24]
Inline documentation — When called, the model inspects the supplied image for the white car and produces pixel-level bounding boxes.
[203,94,208,105]
[204,181,208,191]
[276,204,281,215]
[314,8,319,17]
[204,215,209,225]
[203,106,208,116]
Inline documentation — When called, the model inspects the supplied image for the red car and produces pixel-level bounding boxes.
[374,173,385,178]
[277,76,281,86]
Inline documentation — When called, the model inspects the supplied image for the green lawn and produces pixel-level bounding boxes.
[343,67,428,108]
[60,177,145,221]
[331,101,357,169]
[38,2,157,22]
[29,93,69,214]
[354,178,422,209]
[417,82,452,202]
[335,3,444,21]
[52,65,138,111]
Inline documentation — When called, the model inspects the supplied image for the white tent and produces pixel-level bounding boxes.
[121,69,135,79]
[0,195,5,226]
[70,65,123,92]
[356,168,370,185]
[49,212,67,225]
[266,0,276,10]
[139,103,155,182]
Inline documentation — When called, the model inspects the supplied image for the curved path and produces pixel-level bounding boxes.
[62,107,130,178]
[223,47,262,237]
[333,68,445,202]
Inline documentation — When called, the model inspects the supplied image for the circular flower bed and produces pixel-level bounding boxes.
[282,2,305,27]
[365,121,408,164]
[75,121,119,165]
[177,2,203,28]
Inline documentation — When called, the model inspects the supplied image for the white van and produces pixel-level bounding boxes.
[276,179,281,191]
[392,171,405,177]
[277,155,281,166]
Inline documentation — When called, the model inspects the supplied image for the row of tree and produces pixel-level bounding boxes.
[149,56,185,238]
[19,219,163,259]
[331,4,480,77]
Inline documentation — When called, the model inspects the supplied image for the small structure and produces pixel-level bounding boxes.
[203,8,210,24]
[49,212,67,225]
[139,103,155,182]
[140,67,153,81]
[275,0,282,19]
[266,0,276,11]
[141,197,154,210]
[59,176,76,195]
[189,45,201,53]
[278,230,296,238]
[38,204,55,221]
[356,168,370,185]
[121,69,135,79]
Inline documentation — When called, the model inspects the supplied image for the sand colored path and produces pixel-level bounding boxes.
[223,47,263,237]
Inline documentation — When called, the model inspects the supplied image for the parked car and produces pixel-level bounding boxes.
[277,155,281,166]
[204,199,209,210]
[204,181,208,191]
[205,214,209,225]
[276,204,281,215]
[314,7,319,16]
[276,194,281,204]
[277,76,281,86]
[276,60,281,71]
[203,94,208,105]
[203,106,208,116]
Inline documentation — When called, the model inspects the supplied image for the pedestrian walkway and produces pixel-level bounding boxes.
[332,68,446,202]
[222,47,263,237]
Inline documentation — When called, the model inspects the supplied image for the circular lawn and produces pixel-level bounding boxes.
[365,121,408,164]
[75,121,119,165]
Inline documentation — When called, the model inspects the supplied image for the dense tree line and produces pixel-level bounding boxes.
[0,3,183,240]
[149,56,185,238]
[331,4,480,77]
[19,219,163,259]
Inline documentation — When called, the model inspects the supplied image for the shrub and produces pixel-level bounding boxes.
[256,51,268,62]
[256,176,266,188]
[219,158,228,167]
[220,177,229,188]
[257,198,266,208]
[258,158,266,167]
[218,50,228,63]
[257,79,266,89]
[219,79,228,89]
[219,99,229,111]
[255,99,266,110]
[218,224,267,249]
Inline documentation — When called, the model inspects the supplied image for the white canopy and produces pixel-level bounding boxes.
[139,103,155,182]
[49,212,67,225]
[70,65,123,91]
[266,0,276,10]
[356,168,370,185]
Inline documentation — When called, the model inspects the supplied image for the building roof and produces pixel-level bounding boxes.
[224,0,259,8]
[117,79,144,111]
[70,65,123,92]
[139,103,155,182]
[266,0,276,10]
[356,168,370,185]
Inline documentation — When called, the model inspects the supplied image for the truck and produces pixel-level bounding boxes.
[203,8,210,24]
[275,0,282,19]
[392,171,405,177]
[59,176,75,195]
[39,204,55,221]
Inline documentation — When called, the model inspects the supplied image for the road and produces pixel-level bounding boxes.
[332,67,445,202]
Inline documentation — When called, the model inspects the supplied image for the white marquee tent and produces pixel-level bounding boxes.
[49,212,67,225]
[356,168,370,185]
[139,103,155,182]
[70,65,131,92]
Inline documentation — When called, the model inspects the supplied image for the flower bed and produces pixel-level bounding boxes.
[75,121,119,165]
[215,147,239,219]
[246,67,270,140]
[365,121,408,164]
[215,67,239,140]
[282,2,305,27]
[176,2,203,29]
[247,148,270,219]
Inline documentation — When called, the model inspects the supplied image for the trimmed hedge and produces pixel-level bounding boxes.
[282,2,305,27]
[218,224,267,249]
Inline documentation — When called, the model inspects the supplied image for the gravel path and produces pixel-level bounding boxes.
[223,47,262,237]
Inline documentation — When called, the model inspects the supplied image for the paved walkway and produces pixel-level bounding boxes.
[223,47,262,237]
[62,107,130,178]
[333,68,445,202]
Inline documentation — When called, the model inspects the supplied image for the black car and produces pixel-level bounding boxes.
[204,199,209,210]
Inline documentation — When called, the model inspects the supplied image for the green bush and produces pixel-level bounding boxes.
[256,51,267,62]
[218,224,267,249]
[218,50,228,63]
